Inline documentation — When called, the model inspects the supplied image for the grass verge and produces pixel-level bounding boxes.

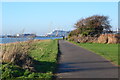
[0,39,58,79]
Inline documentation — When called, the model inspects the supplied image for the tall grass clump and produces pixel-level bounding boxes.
[1,40,35,71]
[0,39,58,79]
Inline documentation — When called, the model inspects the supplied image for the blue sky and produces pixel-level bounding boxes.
[2,2,118,35]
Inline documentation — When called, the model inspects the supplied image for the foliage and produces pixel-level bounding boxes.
[69,15,112,37]
[68,29,81,37]
[1,63,25,79]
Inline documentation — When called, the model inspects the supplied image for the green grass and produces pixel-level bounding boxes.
[69,41,119,65]
[1,39,58,79]
[28,39,58,74]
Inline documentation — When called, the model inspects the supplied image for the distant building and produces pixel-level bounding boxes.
[0,33,36,38]
[23,34,36,37]
[15,33,36,38]
[46,30,70,37]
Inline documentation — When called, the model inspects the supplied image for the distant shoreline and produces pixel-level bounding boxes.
[0,39,42,45]
[0,37,63,44]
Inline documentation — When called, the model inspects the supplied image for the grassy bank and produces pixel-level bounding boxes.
[68,41,119,65]
[0,39,58,79]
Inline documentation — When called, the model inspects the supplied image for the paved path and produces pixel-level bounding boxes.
[56,40,118,78]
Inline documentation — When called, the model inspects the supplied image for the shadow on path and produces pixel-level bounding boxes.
[57,62,118,73]
[56,40,118,78]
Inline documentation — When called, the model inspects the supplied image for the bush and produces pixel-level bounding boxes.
[68,15,112,39]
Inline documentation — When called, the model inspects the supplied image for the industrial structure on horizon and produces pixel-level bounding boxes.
[46,30,70,37]
[1,33,36,38]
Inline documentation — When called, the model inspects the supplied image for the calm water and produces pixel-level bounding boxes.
[0,37,63,44]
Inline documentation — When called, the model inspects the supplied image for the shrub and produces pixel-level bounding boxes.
[1,41,35,71]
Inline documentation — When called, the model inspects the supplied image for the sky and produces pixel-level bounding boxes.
[2,2,118,35]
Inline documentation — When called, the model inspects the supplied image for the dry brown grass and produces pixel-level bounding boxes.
[0,40,43,71]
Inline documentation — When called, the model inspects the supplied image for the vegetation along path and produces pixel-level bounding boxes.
[56,40,118,78]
